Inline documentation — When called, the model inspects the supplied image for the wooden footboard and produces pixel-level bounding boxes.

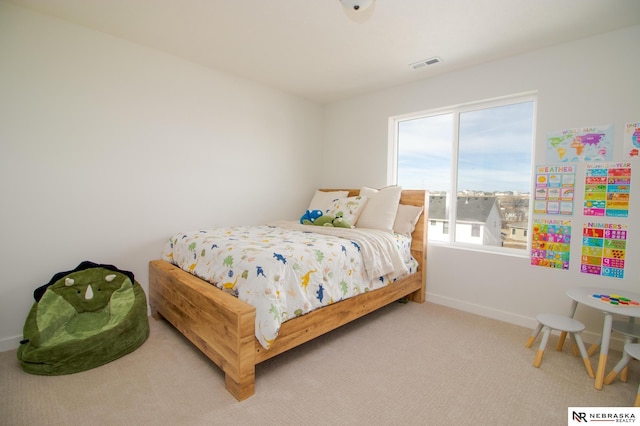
[149,189,427,401]
[149,259,257,400]
[254,267,423,363]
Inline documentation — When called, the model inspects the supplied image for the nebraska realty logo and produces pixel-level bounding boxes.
[569,407,639,423]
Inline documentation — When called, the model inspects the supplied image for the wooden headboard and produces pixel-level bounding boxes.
[319,189,428,287]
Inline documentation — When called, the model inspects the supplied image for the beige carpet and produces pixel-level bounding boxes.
[1,302,637,426]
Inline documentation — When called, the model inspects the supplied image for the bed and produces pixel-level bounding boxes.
[149,188,427,401]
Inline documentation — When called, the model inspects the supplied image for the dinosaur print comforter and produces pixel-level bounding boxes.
[162,221,418,349]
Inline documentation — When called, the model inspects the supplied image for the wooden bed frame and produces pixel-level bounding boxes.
[148,189,427,401]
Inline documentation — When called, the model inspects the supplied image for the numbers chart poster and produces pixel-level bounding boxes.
[534,165,576,215]
[530,219,572,270]
[583,162,631,218]
[581,223,628,279]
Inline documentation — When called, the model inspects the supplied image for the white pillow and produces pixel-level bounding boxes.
[308,190,349,211]
[356,186,402,233]
[324,196,369,226]
[393,204,424,236]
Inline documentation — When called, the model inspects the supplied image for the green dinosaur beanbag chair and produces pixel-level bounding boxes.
[17,261,149,375]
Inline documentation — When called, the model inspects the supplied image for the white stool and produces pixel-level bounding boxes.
[525,313,595,378]
[603,320,640,385]
[609,343,640,406]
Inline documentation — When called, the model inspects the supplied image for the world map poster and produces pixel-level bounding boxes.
[546,124,613,163]
[584,162,631,218]
[624,121,640,158]
[580,222,628,279]
[530,218,571,270]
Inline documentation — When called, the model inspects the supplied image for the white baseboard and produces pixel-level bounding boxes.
[426,292,623,352]
[1,295,624,353]
[0,335,22,353]
[426,292,537,329]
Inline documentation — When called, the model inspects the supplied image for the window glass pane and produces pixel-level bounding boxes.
[397,114,452,243]
[395,96,534,253]
[397,114,452,191]
[457,102,533,193]
[455,102,533,248]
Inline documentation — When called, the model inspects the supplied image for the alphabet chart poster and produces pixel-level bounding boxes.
[580,222,628,279]
[584,162,631,218]
[530,219,571,270]
[534,165,576,215]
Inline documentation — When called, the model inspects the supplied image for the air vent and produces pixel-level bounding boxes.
[410,57,441,70]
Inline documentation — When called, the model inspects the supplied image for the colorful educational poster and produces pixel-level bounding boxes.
[534,165,575,215]
[580,222,628,279]
[623,121,640,158]
[583,162,631,218]
[530,219,571,270]
[546,124,613,163]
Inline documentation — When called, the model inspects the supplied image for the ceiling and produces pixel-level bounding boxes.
[7,0,640,103]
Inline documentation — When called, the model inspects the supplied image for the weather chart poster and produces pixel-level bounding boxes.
[583,162,631,218]
[580,223,628,279]
[534,165,575,215]
[530,219,572,270]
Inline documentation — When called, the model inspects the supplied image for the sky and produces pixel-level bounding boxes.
[397,101,534,193]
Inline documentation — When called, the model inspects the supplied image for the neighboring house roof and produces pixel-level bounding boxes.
[429,196,499,222]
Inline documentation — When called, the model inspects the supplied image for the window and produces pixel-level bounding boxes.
[392,94,535,253]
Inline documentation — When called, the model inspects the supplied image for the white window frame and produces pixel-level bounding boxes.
[388,92,537,256]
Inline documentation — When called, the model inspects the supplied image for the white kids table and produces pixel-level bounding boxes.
[565,287,640,390]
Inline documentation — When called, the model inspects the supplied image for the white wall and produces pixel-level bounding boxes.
[0,3,324,350]
[323,25,640,346]
[2,3,638,353]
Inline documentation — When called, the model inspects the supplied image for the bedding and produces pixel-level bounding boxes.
[162,221,417,349]
[356,186,403,232]
[394,204,424,236]
[322,195,369,226]
[307,190,349,211]
[149,188,427,401]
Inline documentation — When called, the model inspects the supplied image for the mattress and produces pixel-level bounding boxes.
[162,221,417,349]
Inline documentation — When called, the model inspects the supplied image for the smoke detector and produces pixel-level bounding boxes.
[410,57,442,70]
[340,0,374,11]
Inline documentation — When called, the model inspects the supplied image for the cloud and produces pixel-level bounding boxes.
[396,101,533,193]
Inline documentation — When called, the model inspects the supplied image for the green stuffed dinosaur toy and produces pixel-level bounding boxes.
[307,211,352,228]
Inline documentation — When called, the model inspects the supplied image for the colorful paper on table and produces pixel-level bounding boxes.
[592,293,640,307]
